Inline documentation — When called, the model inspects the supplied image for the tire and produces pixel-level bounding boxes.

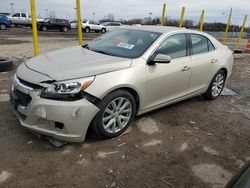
[62,27,69,32]
[91,90,136,139]
[42,26,47,32]
[0,24,7,30]
[85,27,90,33]
[203,70,226,100]
[0,59,14,72]
[101,28,106,33]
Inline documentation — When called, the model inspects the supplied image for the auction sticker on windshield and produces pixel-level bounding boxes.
[117,42,135,49]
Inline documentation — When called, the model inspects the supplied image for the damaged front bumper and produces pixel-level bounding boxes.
[10,76,99,142]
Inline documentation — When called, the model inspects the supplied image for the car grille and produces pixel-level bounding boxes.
[14,89,32,107]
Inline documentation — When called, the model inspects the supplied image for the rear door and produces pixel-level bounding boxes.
[49,19,57,29]
[20,13,27,24]
[187,34,217,94]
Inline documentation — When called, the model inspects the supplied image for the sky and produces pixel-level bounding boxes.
[0,0,249,25]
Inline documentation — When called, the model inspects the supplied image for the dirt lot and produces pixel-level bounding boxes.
[0,28,250,188]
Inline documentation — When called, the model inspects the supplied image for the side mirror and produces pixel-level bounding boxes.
[148,54,171,65]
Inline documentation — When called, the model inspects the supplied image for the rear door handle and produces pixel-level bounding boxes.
[182,66,190,72]
[211,59,218,63]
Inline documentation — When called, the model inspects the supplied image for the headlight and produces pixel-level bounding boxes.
[40,76,95,101]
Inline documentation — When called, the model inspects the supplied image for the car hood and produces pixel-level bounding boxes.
[25,46,132,81]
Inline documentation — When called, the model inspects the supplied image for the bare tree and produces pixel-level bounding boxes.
[107,13,114,21]
[49,10,57,18]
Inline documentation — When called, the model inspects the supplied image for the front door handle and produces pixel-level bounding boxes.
[182,66,190,72]
[211,59,218,63]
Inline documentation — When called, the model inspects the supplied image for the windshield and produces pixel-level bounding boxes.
[44,18,50,22]
[86,29,161,58]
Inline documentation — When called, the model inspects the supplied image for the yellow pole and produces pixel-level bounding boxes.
[179,6,185,28]
[76,0,83,45]
[161,3,166,26]
[235,15,248,50]
[223,8,232,44]
[30,0,39,56]
[199,10,205,32]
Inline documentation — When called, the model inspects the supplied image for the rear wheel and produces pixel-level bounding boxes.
[0,24,7,30]
[62,27,69,32]
[91,90,136,138]
[203,70,226,100]
[42,26,47,31]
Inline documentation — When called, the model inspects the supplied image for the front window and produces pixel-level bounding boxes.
[103,22,111,26]
[86,29,161,58]
[155,34,187,59]
[12,13,20,17]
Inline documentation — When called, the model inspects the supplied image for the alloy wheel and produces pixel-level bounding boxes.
[0,24,6,30]
[102,97,132,134]
[211,73,224,97]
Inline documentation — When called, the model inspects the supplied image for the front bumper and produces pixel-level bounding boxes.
[10,77,99,142]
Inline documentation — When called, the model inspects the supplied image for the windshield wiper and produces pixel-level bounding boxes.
[82,44,89,49]
[91,49,111,56]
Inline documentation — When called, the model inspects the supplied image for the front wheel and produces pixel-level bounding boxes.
[101,28,106,33]
[203,70,226,100]
[91,90,136,138]
[41,26,47,31]
[0,24,7,30]
[85,27,90,33]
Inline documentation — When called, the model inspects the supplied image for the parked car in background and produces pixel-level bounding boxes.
[102,22,123,32]
[37,18,71,32]
[8,12,43,27]
[132,24,142,26]
[70,20,78,29]
[82,20,106,33]
[0,14,11,30]
[11,26,234,142]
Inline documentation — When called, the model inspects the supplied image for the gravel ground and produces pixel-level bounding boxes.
[0,28,249,188]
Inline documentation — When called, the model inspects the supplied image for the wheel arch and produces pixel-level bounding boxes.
[101,86,141,115]
[220,67,228,79]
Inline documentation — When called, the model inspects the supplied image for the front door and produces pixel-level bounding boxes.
[145,33,191,109]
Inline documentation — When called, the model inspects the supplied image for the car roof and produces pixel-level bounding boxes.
[126,25,185,34]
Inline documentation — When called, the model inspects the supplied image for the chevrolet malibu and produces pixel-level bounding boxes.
[11,26,234,142]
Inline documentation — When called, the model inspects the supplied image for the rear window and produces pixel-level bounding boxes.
[208,40,215,51]
[56,19,65,23]
[191,34,209,55]
[190,34,216,55]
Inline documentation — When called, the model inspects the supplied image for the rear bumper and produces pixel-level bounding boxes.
[10,81,99,142]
